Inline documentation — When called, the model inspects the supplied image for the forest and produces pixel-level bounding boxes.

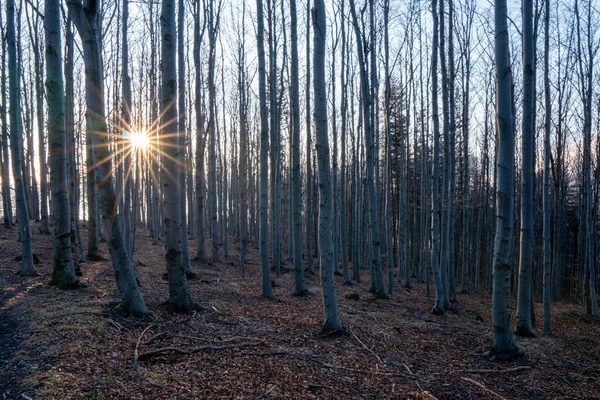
[0,0,599,398]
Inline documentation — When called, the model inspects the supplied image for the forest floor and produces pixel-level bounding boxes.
[1,222,600,400]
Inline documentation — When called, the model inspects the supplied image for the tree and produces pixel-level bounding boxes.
[7,0,36,277]
[542,0,552,333]
[313,0,344,334]
[67,0,148,317]
[290,0,308,296]
[488,0,522,359]
[178,0,194,277]
[160,0,194,311]
[0,8,14,228]
[349,0,387,299]
[46,0,79,288]
[430,0,445,314]
[516,0,536,338]
[256,0,273,298]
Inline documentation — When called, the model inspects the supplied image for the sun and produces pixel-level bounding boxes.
[128,129,150,150]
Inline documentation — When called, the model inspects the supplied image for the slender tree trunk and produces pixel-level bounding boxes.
[178,0,193,276]
[516,0,536,338]
[313,0,344,333]
[542,0,551,333]
[429,0,444,314]
[159,0,194,311]
[68,0,148,317]
[0,9,14,228]
[256,0,272,298]
[122,0,133,261]
[290,0,308,295]
[305,0,314,275]
[8,0,36,276]
[489,0,522,358]
[349,0,387,299]
[46,0,79,288]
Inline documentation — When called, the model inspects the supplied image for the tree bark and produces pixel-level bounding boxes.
[489,0,522,358]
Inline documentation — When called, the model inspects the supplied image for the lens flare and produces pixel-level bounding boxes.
[129,130,150,150]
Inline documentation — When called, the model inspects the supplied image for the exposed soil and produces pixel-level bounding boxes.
[1,221,599,399]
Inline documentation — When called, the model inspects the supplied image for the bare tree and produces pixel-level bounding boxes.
[67,0,148,316]
[7,0,36,277]
[46,0,79,288]
[256,0,273,298]
[488,0,522,359]
[313,0,344,333]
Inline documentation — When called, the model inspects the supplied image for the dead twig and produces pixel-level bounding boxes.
[133,324,154,374]
[461,377,507,400]
[139,341,263,360]
[256,384,276,398]
[457,366,531,374]
[350,327,383,365]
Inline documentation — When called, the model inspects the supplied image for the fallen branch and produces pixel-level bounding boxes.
[139,341,263,360]
[133,324,154,374]
[457,366,531,374]
[461,377,507,400]
[350,327,383,365]
[256,385,276,398]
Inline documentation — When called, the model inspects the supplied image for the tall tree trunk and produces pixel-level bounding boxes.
[429,0,444,314]
[178,0,193,276]
[516,0,536,338]
[542,0,552,333]
[313,0,344,333]
[349,0,387,299]
[122,0,133,260]
[340,0,351,285]
[439,0,452,309]
[290,0,308,296]
[0,9,14,228]
[8,0,36,277]
[305,0,314,275]
[159,0,194,311]
[46,0,79,288]
[256,0,273,298]
[68,0,148,317]
[489,0,522,359]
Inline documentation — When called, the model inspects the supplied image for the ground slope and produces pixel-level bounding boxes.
[1,222,599,399]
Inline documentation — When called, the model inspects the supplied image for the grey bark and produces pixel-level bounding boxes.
[489,0,522,358]
[542,0,551,333]
[8,0,36,277]
[46,0,79,288]
[0,9,14,228]
[290,0,308,295]
[430,0,445,314]
[515,0,536,338]
[349,0,387,299]
[313,0,344,333]
[68,0,148,317]
[256,0,273,298]
[305,0,314,275]
[178,0,193,276]
[160,0,194,311]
